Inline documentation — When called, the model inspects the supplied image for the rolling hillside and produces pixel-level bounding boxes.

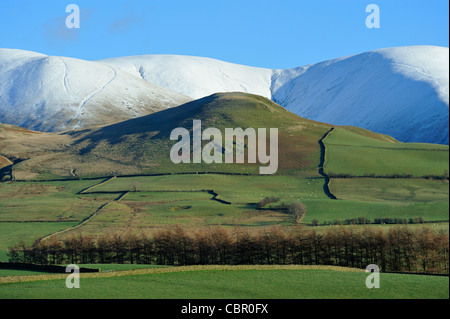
[0,93,447,181]
[0,93,331,179]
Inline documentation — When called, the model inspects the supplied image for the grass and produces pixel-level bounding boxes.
[46,174,326,238]
[0,265,447,299]
[324,127,449,177]
[302,199,449,224]
[0,156,12,170]
[0,172,448,259]
[0,264,168,277]
[0,222,78,257]
[330,178,449,203]
[4,93,331,179]
[0,179,108,222]
[91,174,327,203]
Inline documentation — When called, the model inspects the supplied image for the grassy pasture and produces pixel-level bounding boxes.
[301,199,449,224]
[330,178,449,203]
[47,175,314,239]
[90,174,327,203]
[0,179,106,258]
[324,127,449,177]
[0,172,448,257]
[0,265,447,299]
[1,93,447,252]
[0,222,78,258]
[0,179,109,221]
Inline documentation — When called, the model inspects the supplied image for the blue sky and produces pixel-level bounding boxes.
[0,0,448,69]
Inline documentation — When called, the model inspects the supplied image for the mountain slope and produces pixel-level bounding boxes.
[272,46,449,144]
[101,45,449,144]
[0,49,191,132]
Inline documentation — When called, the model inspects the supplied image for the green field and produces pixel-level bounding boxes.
[0,264,167,277]
[330,178,449,203]
[90,174,326,203]
[0,174,327,251]
[0,179,108,221]
[0,171,448,258]
[0,266,447,299]
[324,127,449,177]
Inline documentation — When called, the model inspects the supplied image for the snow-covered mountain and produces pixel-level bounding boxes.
[271,46,449,145]
[0,46,448,144]
[99,55,273,100]
[0,49,191,132]
[100,45,449,144]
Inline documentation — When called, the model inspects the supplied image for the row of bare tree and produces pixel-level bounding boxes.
[8,225,449,274]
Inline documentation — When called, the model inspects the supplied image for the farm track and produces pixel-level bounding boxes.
[40,191,128,242]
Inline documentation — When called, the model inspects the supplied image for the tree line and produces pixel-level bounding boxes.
[309,216,427,227]
[8,225,449,275]
[327,170,449,180]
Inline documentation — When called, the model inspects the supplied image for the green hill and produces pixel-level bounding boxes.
[2,92,447,181]
[1,93,333,179]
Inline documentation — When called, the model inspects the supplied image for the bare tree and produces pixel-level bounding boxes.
[288,202,307,223]
[257,196,280,209]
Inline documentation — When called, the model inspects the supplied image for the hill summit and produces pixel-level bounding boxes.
[0,93,332,179]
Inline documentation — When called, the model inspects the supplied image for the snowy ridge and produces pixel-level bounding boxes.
[0,46,448,144]
[271,46,449,144]
[99,54,273,100]
[0,49,191,132]
[101,45,449,144]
